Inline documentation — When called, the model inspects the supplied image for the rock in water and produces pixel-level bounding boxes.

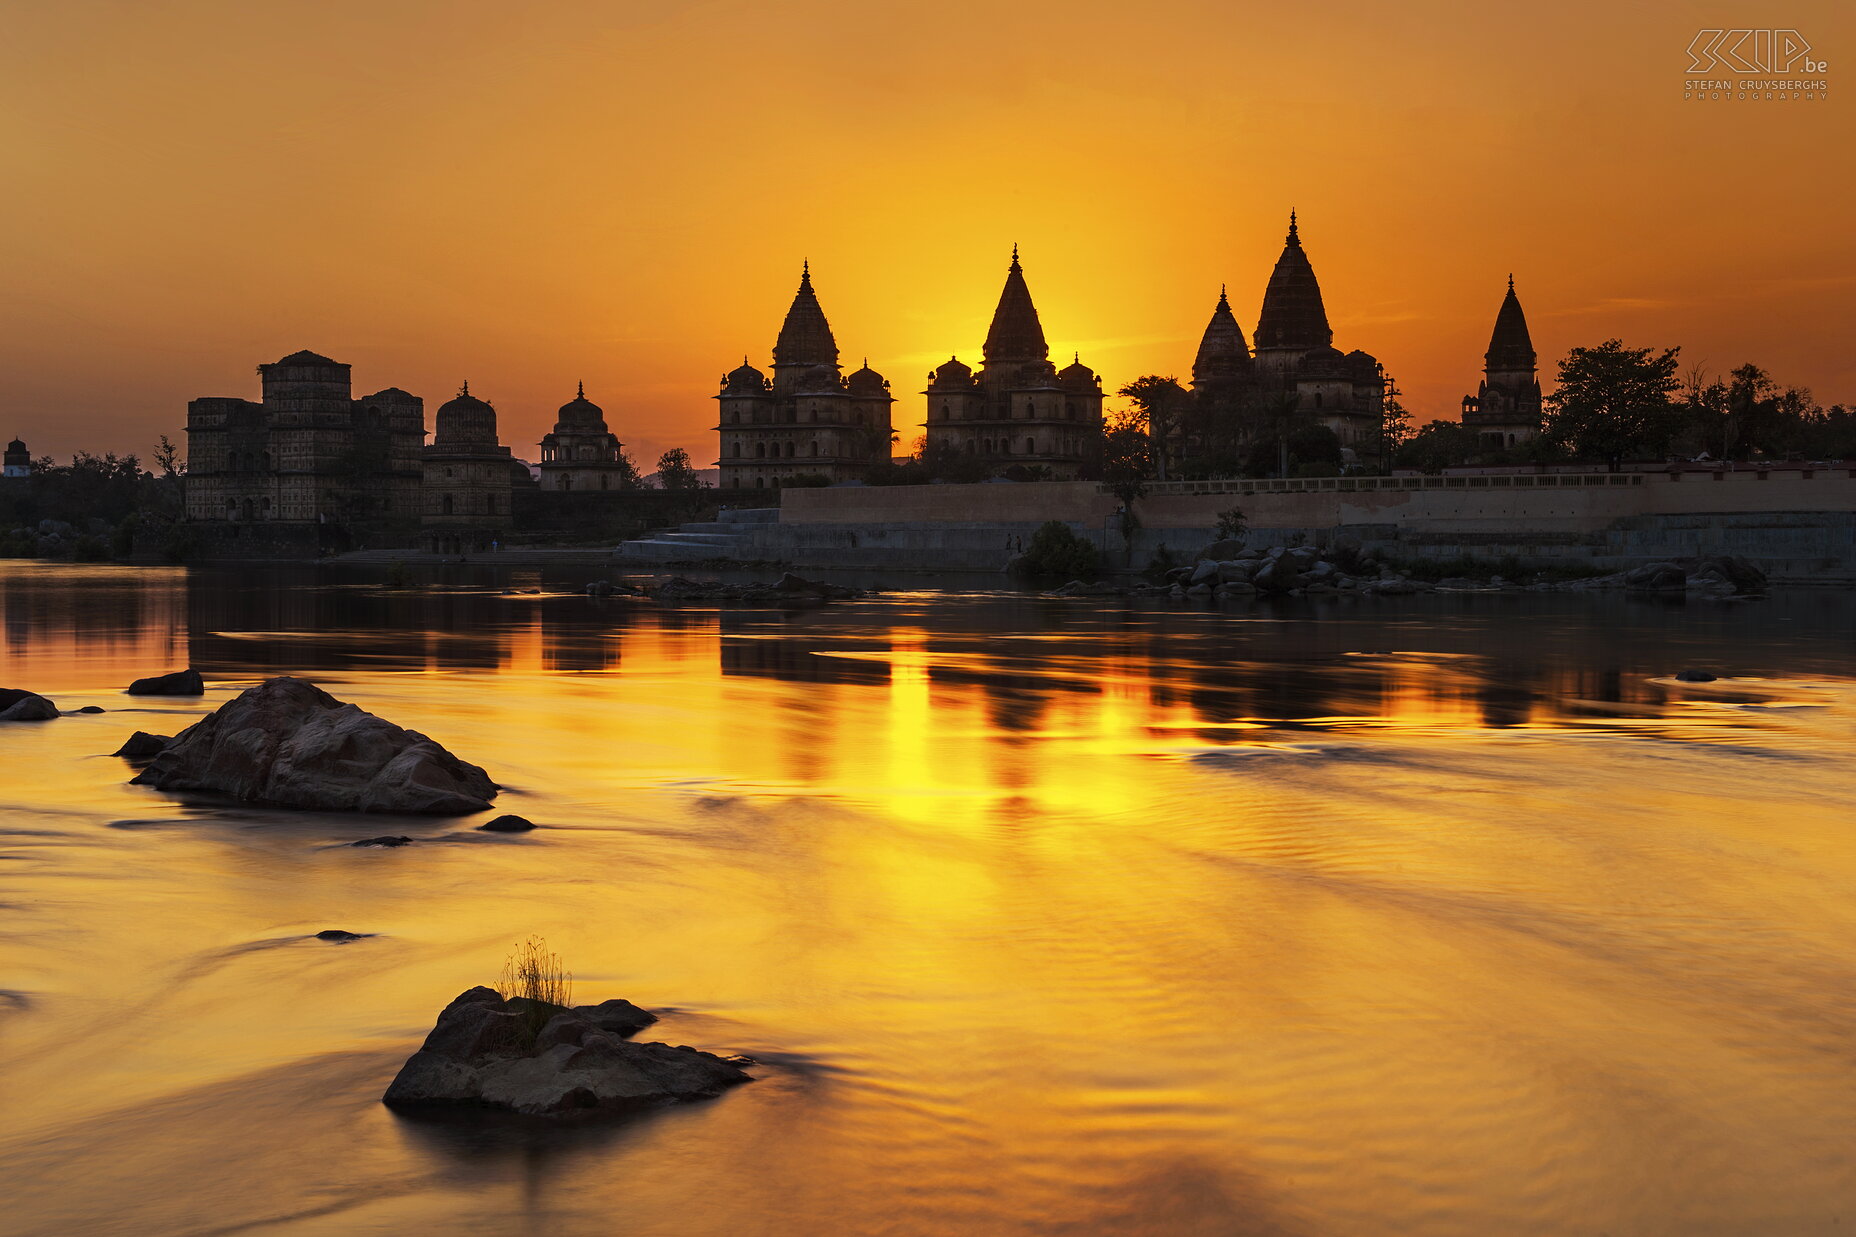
[353,836,414,847]
[383,987,749,1117]
[126,668,205,696]
[478,814,535,833]
[113,731,173,759]
[0,689,59,722]
[129,676,497,815]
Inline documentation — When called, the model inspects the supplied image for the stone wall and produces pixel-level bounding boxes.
[750,471,1856,581]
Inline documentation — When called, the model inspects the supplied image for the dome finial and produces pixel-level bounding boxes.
[460,379,469,397]
[1508,272,1515,292]
[800,259,811,290]
[1288,209,1299,243]
[1010,242,1021,272]
[576,379,585,398]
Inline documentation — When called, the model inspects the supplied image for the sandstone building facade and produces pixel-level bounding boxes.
[421,383,515,554]
[923,248,1105,477]
[715,265,895,489]
[1460,277,1544,448]
[184,350,423,544]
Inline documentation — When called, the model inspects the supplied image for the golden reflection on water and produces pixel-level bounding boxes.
[2,563,1856,1236]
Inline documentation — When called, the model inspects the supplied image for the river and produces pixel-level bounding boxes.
[1,562,1853,1236]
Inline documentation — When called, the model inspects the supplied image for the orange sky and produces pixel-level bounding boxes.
[0,0,1849,466]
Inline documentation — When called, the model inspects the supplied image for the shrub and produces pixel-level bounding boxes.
[1214,508,1248,542]
[1144,543,1181,583]
[1014,520,1100,581]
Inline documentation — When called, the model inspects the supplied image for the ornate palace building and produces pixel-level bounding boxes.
[922,248,1105,476]
[421,383,515,554]
[1460,277,1544,448]
[183,350,423,544]
[538,383,630,491]
[714,264,895,489]
[1189,214,1386,453]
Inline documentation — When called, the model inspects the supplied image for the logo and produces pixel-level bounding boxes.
[1685,29,1823,74]
[1683,29,1830,102]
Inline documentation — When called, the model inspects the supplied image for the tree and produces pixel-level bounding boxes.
[655,447,705,491]
[1377,369,1414,469]
[153,435,185,478]
[1101,408,1154,508]
[1394,420,1480,473]
[1117,375,1190,482]
[1543,339,1683,470]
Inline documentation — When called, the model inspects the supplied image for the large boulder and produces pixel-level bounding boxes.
[1623,562,1687,591]
[383,987,748,1117]
[1197,538,1246,562]
[1251,555,1303,594]
[129,676,496,815]
[0,689,58,722]
[1689,555,1767,596]
[126,669,204,696]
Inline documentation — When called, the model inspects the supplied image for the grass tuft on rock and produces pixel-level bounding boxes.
[499,935,573,1041]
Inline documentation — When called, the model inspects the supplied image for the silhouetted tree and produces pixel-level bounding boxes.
[1543,339,1683,470]
[1101,409,1154,507]
[1117,375,1190,482]
[655,447,705,491]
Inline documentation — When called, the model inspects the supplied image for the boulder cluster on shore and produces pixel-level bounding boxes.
[1048,541,1768,601]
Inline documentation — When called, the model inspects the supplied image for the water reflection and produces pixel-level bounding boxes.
[2,563,1855,1237]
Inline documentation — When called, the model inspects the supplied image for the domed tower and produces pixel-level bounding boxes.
[924,247,1101,476]
[1461,275,1543,448]
[716,262,889,489]
[422,383,514,554]
[538,382,630,492]
[3,438,29,479]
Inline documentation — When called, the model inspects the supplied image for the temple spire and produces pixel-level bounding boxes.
[982,245,1048,364]
[1255,213,1331,353]
[772,260,838,370]
[1192,286,1253,389]
[1485,275,1536,373]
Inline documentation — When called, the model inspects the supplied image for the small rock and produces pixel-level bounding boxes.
[479,814,536,833]
[75,705,105,714]
[314,929,371,942]
[1674,670,1718,683]
[383,987,748,1117]
[353,836,414,847]
[0,689,59,722]
[113,731,173,759]
[126,669,205,696]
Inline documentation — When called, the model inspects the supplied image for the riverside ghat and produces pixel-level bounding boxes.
[614,465,1856,583]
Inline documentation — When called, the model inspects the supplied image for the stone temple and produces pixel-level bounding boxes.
[714,264,896,489]
[1189,213,1387,454]
[421,383,515,554]
[184,350,423,549]
[923,248,1106,478]
[538,383,630,491]
[1460,276,1543,448]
